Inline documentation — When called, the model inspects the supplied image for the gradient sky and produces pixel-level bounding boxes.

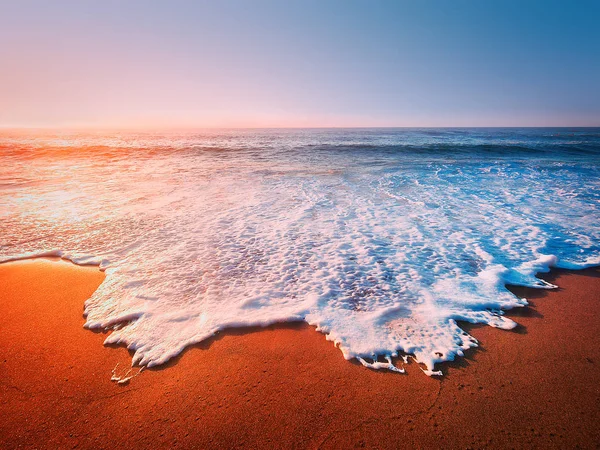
[1,0,599,128]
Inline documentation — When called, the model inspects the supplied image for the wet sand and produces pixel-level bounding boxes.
[1,258,599,449]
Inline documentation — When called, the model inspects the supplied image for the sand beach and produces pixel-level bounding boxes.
[1,258,599,449]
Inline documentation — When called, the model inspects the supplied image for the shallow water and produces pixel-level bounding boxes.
[1,128,599,374]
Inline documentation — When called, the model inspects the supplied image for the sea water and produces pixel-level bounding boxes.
[1,128,599,375]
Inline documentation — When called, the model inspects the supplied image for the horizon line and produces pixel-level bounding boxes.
[1,125,599,132]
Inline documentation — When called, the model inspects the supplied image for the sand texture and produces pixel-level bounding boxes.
[1,258,599,449]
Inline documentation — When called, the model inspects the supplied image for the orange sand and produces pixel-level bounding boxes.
[1,258,599,448]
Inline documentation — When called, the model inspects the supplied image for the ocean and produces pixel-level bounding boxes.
[1,128,599,375]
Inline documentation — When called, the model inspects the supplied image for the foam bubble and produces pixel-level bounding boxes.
[1,129,599,375]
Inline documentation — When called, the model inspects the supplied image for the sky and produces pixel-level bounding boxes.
[1,0,599,128]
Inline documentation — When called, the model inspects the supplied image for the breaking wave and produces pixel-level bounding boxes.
[1,128,599,375]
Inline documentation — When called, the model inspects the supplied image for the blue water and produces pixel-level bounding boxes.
[1,128,599,375]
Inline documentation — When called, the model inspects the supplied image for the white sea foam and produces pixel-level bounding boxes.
[1,129,599,374]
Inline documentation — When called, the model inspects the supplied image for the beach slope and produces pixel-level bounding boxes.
[1,259,599,448]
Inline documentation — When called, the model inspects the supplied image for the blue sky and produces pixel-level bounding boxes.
[1,0,599,127]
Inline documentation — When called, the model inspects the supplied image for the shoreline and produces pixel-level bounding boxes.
[1,258,599,448]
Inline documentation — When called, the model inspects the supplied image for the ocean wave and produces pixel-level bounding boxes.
[1,128,599,375]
